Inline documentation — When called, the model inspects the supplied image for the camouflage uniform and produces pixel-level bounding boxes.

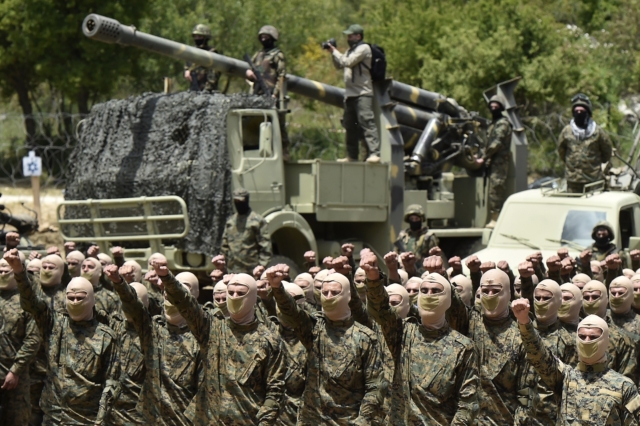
[163,273,285,425]
[394,204,439,270]
[111,278,202,426]
[220,209,272,274]
[108,313,146,426]
[558,124,612,193]
[611,309,640,339]
[144,280,164,317]
[366,276,479,424]
[514,319,577,426]
[185,47,222,92]
[0,288,41,425]
[251,44,289,151]
[271,285,382,425]
[94,281,122,314]
[27,280,66,426]
[484,116,512,213]
[518,321,640,424]
[603,316,638,383]
[16,270,119,425]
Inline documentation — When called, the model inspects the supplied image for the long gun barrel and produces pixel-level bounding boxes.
[82,14,437,130]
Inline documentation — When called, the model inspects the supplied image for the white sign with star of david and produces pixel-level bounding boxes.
[22,151,42,177]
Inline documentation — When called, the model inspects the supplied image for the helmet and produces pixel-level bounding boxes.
[403,204,426,223]
[488,94,505,109]
[591,220,615,241]
[571,93,592,114]
[258,25,279,41]
[192,24,212,39]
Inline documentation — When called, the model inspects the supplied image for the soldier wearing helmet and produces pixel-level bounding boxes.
[246,25,289,159]
[184,24,223,92]
[476,94,513,228]
[394,204,439,269]
[558,93,612,193]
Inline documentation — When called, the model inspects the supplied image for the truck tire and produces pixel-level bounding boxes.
[267,255,301,278]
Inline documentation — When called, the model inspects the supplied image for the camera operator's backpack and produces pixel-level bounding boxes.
[365,44,387,82]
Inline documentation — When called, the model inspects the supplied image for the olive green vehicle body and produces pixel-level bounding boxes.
[58,14,530,274]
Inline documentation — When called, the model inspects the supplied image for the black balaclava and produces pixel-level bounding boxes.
[594,228,610,247]
[490,103,504,121]
[573,108,590,129]
[234,198,250,215]
[260,37,274,50]
[194,38,208,48]
[410,220,422,231]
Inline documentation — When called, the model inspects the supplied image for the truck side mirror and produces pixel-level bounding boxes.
[259,121,273,157]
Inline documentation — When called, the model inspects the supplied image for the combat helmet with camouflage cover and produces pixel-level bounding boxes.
[591,220,615,241]
[192,24,212,39]
[488,94,506,109]
[258,25,279,41]
[403,204,426,223]
[571,93,592,114]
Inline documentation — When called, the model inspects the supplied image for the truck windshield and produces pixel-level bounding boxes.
[561,210,606,248]
[491,203,607,249]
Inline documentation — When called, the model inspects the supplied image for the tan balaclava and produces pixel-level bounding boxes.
[590,261,604,282]
[419,273,451,330]
[398,269,409,286]
[451,275,473,307]
[27,258,42,274]
[66,251,85,277]
[632,274,640,310]
[164,280,196,326]
[559,283,583,325]
[582,280,608,318]
[66,277,95,321]
[405,277,421,306]
[313,269,330,303]
[213,282,229,317]
[480,269,511,319]
[0,259,17,291]
[353,267,367,301]
[176,272,200,299]
[623,269,635,279]
[387,283,410,319]
[577,315,609,365]
[227,273,257,325]
[122,260,143,283]
[534,279,562,326]
[572,273,591,290]
[294,272,315,305]
[97,253,113,267]
[125,282,148,323]
[279,282,305,327]
[609,276,634,314]
[82,258,103,287]
[40,255,65,288]
[321,273,351,322]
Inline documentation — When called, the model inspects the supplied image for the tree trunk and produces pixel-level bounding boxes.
[12,76,36,148]
[77,88,90,115]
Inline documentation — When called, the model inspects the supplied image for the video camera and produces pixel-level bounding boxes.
[321,38,337,50]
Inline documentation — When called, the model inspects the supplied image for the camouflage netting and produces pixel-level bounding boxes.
[64,91,274,255]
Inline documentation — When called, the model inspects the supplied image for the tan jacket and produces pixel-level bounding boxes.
[332,42,373,98]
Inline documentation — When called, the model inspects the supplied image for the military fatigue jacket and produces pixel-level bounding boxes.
[251,47,286,98]
[0,288,40,381]
[185,47,222,91]
[16,270,118,425]
[558,124,612,183]
[94,282,122,314]
[272,286,382,426]
[108,314,146,425]
[144,279,165,317]
[394,226,439,268]
[514,319,577,426]
[602,316,638,383]
[112,279,201,426]
[220,209,272,275]
[485,117,512,164]
[519,321,640,425]
[611,309,640,338]
[29,282,66,383]
[163,273,285,426]
[366,277,479,425]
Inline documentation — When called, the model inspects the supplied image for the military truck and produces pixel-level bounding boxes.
[470,180,640,269]
[58,14,529,275]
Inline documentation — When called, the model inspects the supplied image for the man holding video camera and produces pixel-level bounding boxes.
[325,24,381,163]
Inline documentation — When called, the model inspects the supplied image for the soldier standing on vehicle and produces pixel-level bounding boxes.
[394,204,439,269]
[220,188,272,275]
[558,93,612,194]
[245,25,290,160]
[578,221,621,274]
[184,24,222,92]
[476,95,513,229]
[326,24,381,163]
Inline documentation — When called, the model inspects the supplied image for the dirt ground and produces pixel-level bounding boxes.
[0,185,65,248]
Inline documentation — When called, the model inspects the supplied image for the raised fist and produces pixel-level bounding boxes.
[341,243,355,258]
[518,261,534,279]
[429,246,443,257]
[511,298,531,324]
[546,255,562,273]
[211,255,226,270]
[424,255,444,274]
[384,252,399,270]
[331,256,352,276]
[5,232,20,250]
[480,261,496,274]
[111,246,124,258]
[359,253,380,280]
[104,264,121,283]
[304,251,316,264]
[87,245,100,258]
[466,255,481,274]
